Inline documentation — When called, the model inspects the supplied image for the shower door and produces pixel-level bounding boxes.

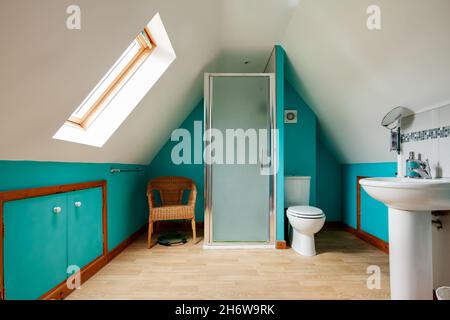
[204,74,276,246]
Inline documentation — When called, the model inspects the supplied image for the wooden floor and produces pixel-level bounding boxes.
[67,229,390,300]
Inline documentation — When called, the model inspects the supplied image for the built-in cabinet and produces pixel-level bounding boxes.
[66,188,103,271]
[0,181,107,300]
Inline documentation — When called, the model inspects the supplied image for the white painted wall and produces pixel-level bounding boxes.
[0,0,294,164]
[399,105,450,289]
[0,0,221,164]
[263,48,275,73]
[281,0,450,164]
[2,0,450,167]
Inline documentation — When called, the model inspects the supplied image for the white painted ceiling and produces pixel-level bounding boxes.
[1,0,449,165]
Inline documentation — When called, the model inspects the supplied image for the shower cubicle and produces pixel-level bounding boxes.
[203,73,277,248]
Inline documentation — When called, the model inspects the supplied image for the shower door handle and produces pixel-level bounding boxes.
[260,148,263,170]
[260,147,271,173]
[260,148,264,171]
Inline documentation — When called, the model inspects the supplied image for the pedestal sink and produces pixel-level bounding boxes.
[359,177,450,300]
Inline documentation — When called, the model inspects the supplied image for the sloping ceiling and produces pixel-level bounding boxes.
[281,0,450,163]
[0,0,294,164]
[1,0,449,165]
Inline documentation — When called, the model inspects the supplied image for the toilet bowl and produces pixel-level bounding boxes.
[287,206,325,256]
[285,176,326,256]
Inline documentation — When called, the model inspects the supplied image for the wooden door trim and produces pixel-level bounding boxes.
[0,180,107,300]
[0,181,106,202]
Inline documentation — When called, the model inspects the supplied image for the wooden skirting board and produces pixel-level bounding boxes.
[42,223,148,300]
[9,210,388,300]
[45,219,386,300]
[282,221,389,254]
[107,224,148,262]
[342,224,389,254]
[41,256,108,300]
[45,220,288,299]
[324,222,389,254]
[0,179,151,300]
[46,221,385,299]
[276,240,286,249]
[66,229,391,300]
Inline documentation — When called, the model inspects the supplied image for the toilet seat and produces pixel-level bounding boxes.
[287,206,325,219]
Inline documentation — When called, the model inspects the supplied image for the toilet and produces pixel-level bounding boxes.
[285,176,326,256]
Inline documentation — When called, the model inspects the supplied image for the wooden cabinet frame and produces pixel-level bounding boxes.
[0,181,107,300]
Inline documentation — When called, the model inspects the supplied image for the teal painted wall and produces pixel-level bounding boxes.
[147,46,342,238]
[0,161,148,251]
[275,45,285,241]
[283,62,342,221]
[148,46,287,240]
[147,46,287,240]
[284,80,317,206]
[341,162,397,242]
[147,100,204,221]
[317,133,342,222]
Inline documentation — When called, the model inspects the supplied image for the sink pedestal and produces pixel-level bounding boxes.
[388,208,433,300]
[359,177,450,300]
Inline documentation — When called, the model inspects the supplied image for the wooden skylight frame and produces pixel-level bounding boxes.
[67,27,156,129]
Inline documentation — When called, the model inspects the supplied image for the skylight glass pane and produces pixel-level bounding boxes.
[70,39,142,121]
[54,12,176,148]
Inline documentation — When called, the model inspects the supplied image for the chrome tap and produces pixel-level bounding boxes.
[411,158,432,179]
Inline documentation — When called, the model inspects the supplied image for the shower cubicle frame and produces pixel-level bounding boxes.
[203,73,277,248]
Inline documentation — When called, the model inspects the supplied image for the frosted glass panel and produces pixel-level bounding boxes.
[211,76,270,242]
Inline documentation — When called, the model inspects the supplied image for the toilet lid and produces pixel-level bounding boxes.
[287,206,324,218]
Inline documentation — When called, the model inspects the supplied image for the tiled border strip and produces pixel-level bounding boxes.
[401,126,450,143]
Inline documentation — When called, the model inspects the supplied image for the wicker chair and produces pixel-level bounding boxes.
[146,176,197,248]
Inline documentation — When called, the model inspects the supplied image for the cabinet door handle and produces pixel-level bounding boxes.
[74,201,82,207]
[53,207,62,214]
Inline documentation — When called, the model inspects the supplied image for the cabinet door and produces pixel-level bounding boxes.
[3,195,67,300]
[67,187,103,270]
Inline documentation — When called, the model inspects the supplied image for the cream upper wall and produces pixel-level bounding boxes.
[1,0,450,165]
[0,0,220,164]
[0,0,293,164]
[281,0,450,164]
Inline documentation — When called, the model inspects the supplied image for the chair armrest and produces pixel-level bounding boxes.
[187,184,197,208]
[147,185,156,209]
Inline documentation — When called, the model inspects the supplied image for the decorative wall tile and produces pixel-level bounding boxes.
[401,126,450,143]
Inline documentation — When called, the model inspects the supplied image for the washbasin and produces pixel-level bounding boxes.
[360,177,450,300]
[360,177,450,211]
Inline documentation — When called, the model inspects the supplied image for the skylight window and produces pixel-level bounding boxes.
[54,13,176,147]
[68,27,156,128]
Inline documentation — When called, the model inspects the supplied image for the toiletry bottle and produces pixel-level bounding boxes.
[406,151,419,178]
